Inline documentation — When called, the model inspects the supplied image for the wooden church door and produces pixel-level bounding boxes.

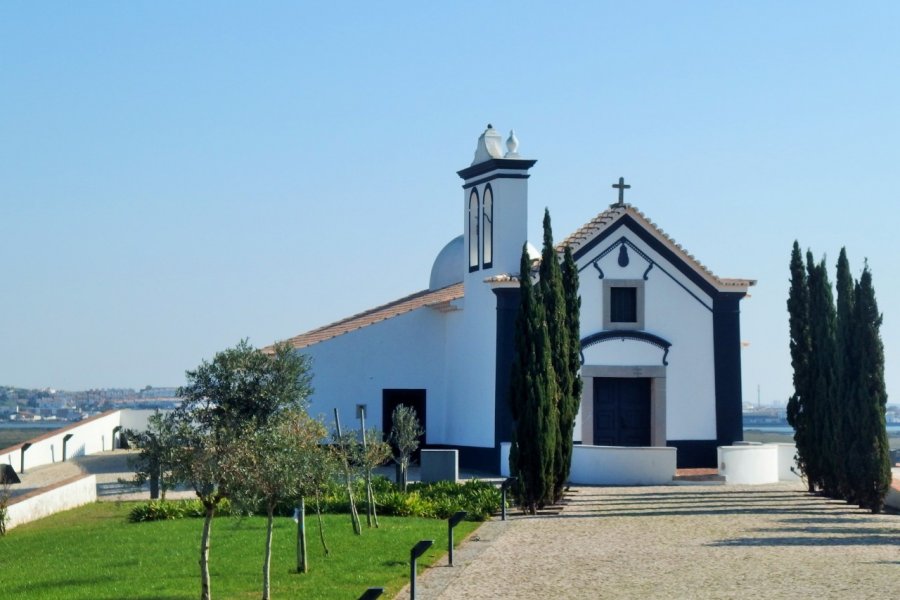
[593,378,651,446]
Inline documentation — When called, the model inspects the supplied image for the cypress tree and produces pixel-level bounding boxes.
[807,255,840,496]
[559,245,582,499]
[851,265,892,512]
[833,248,855,500]
[786,242,814,492]
[538,209,568,503]
[509,245,559,513]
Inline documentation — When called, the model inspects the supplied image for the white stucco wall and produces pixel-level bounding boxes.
[575,228,718,443]
[302,305,447,440]
[5,475,97,531]
[443,281,499,448]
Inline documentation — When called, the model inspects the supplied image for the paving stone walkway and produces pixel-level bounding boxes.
[397,482,900,600]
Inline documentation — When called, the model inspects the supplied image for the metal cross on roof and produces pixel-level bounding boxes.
[612,177,630,207]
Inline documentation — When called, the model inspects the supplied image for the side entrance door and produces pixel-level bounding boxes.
[593,377,651,446]
[382,389,427,460]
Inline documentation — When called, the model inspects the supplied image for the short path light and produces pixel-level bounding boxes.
[409,539,433,600]
[358,587,384,599]
[501,477,517,521]
[447,511,467,566]
[19,443,32,474]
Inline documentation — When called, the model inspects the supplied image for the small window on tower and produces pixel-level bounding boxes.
[482,185,493,268]
[603,280,645,330]
[468,189,480,271]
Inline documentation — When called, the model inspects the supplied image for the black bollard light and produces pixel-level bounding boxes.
[409,539,433,600]
[358,587,384,600]
[448,511,467,566]
[501,477,517,521]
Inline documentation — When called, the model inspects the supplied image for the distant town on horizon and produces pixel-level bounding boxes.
[3,384,898,428]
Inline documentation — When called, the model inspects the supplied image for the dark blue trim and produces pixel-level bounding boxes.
[617,244,629,267]
[580,330,672,366]
[667,440,718,468]
[457,158,537,181]
[462,172,530,190]
[713,292,745,447]
[468,188,480,273]
[493,286,520,456]
[572,215,720,300]
[482,183,494,269]
[580,235,712,312]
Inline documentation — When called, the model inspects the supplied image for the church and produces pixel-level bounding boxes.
[276,125,754,471]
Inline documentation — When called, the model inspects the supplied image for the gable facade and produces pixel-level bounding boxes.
[565,206,753,466]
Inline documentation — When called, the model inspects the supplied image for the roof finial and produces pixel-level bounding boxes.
[470,124,504,165]
[611,177,631,207]
[504,129,520,158]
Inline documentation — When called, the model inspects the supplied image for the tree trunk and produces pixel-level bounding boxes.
[297,497,308,573]
[150,461,160,500]
[314,492,330,556]
[369,476,379,528]
[199,504,215,600]
[262,503,274,600]
[364,470,373,527]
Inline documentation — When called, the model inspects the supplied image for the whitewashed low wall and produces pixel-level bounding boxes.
[0,409,160,473]
[718,444,779,484]
[5,475,97,531]
[886,469,900,512]
[775,443,801,482]
[570,445,676,485]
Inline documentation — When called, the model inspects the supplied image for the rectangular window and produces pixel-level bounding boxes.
[610,287,637,323]
[603,280,645,330]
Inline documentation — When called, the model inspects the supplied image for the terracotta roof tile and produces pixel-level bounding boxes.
[274,283,463,350]
[557,204,755,292]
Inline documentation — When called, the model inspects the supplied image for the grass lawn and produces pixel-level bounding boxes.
[0,501,481,599]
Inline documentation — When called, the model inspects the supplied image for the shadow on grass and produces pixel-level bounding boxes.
[1,574,191,599]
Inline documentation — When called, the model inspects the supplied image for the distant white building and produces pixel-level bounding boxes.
[274,126,754,472]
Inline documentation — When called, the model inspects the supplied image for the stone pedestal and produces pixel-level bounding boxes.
[420,449,458,483]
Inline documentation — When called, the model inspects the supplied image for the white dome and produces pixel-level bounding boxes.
[429,235,464,290]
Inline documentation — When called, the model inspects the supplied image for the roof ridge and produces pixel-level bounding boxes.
[275,282,464,351]
[556,204,754,290]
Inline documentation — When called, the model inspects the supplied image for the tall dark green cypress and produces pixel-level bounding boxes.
[807,255,840,496]
[786,242,814,492]
[509,245,559,513]
[833,248,855,500]
[851,265,892,512]
[538,210,569,503]
[559,245,582,499]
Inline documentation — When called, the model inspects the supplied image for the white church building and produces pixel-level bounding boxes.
[276,125,754,473]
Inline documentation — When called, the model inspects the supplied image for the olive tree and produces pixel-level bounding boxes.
[389,405,423,491]
[173,340,313,600]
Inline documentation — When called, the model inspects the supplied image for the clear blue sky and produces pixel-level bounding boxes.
[2,2,898,406]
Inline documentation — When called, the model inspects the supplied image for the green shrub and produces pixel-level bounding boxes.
[129,500,185,522]
[127,477,503,523]
[128,498,240,522]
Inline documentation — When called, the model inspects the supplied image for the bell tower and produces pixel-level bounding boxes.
[456,125,537,281]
